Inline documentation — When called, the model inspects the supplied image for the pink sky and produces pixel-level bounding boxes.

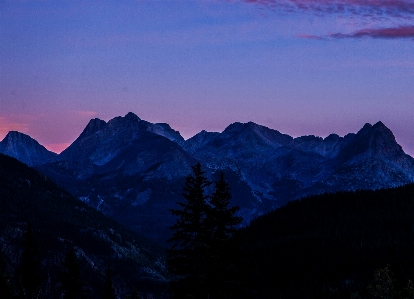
[1,0,413,155]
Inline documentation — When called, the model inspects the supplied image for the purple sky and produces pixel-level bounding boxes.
[1,0,414,154]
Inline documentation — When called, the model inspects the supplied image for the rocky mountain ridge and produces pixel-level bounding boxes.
[0,131,57,166]
[3,113,414,243]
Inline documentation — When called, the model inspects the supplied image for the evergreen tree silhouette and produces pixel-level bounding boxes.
[168,162,212,298]
[207,172,243,299]
[168,165,245,298]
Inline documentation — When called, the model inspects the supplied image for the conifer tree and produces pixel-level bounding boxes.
[168,162,212,298]
[168,165,246,298]
[206,172,243,299]
[209,172,242,243]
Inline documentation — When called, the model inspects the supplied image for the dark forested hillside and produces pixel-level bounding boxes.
[240,183,414,299]
[0,154,169,298]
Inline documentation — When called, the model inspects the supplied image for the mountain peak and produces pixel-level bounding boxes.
[362,123,373,129]
[125,112,141,122]
[223,122,244,134]
[0,131,56,166]
[372,121,390,133]
[338,121,404,163]
[79,118,107,139]
[3,130,32,141]
[107,112,141,127]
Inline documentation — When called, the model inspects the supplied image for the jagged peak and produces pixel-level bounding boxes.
[78,118,107,139]
[295,135,323,142]
[124,112,141,122]
[356,123,374,135]
[337,121,403,163]
[355,122,394,139]
[3,130,33,141]
[188,129,218,140]
[324,134,340,142]
[223,121,269,136]
[357,121,394,139]
[86,118,107,130]
[107,112,141,127]
[1,131,44,149]
[246,121,260,127]
[372,121,391,132]
[0,131,56,166]
[224,122,244,133]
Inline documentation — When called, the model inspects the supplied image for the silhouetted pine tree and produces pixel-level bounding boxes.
[17,222,41,299]
[206,172,243,299]
[168,162,212,298]
[102,263,116,299]
[60,247,88,299]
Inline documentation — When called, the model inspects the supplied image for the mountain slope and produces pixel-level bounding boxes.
[189,121,414,205]
[59,112,184,165]
[240,182,414,298]
[5,114,412,243]
[321,121,414,192]
[0,131,57,166]
[0,153,169,298]
[37,113,195,243]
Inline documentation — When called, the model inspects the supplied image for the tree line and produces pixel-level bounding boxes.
[5,158,414,299]
[167,163,245,299]
[0,222,149,299]
[168,164,414,299]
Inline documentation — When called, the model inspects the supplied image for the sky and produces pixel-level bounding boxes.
[1,0,413,154]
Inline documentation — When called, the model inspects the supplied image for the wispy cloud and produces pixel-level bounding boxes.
[298,25,414,39]
[236,0,414,39]
[329,25,414,38]
[296,33,325,40]
[240,0,414,18]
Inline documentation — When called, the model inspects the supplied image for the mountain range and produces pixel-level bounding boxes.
[2,112,414,243]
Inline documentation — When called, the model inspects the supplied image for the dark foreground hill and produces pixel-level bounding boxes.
[239,182,414,299]
[0,154,169,298]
